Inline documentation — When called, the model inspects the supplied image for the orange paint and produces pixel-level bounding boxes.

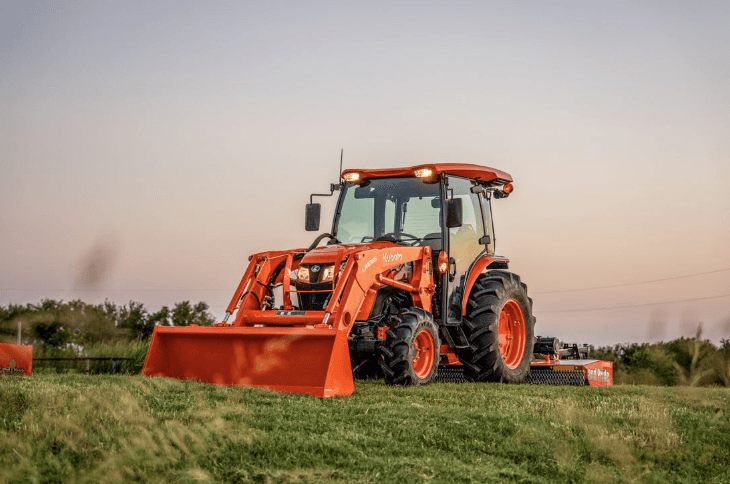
[460,255,509,315]
[143,325,354,398]
[498,299,526,369]
[0,344,33,376]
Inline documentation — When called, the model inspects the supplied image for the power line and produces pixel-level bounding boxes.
[533,267,730,294]
[6,268,729,295]
[540,293,730,313]
[4,290,730,315]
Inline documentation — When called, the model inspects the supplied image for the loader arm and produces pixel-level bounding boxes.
[226,244,433,331]
[142,243,434,397]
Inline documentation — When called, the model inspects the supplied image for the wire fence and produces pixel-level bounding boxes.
[33,357,139,375]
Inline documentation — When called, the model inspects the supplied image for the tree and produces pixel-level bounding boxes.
[33,320,70,347]
[149,306,171,326]
[171,301,215,326]
[120,301,154,340]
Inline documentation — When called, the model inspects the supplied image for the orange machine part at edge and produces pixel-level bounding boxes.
[0,343,33,376]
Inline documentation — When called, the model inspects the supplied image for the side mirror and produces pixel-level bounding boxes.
[445,198,463,228]
[305,203,321,231]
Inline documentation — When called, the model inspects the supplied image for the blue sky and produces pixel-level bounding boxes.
[2,1,729,344]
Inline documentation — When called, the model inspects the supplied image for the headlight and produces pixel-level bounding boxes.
[298,266,310,283]
[321,264,336,282]
[321,261,347,282]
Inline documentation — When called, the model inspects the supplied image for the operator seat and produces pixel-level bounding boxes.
[420,232,443,252]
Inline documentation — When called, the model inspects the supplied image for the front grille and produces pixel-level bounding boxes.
[297,291,331,311]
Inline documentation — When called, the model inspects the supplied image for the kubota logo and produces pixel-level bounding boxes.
[382,252,403,264]
[587,368,610,383]
[1,358,25,375]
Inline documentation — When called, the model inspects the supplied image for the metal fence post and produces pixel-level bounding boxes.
[86,358,90,375]
[112,359,117,375]
[17,321,21,345]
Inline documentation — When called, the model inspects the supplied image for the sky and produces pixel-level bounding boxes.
[1,1,729,345]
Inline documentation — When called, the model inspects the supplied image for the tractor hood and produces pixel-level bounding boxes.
[298,241,400,266]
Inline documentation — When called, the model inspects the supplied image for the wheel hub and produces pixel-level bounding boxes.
[412,329,435,379]
[498,299,526,369]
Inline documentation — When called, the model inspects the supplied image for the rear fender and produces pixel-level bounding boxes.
[460,255,510,315]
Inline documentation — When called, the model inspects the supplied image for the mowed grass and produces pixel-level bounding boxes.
[1,376,729,484]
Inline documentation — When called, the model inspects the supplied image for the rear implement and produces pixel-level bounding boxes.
[437,359,613,386]
[527,358,613,387]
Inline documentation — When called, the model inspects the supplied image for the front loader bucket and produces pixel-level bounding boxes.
[142,326,355,398]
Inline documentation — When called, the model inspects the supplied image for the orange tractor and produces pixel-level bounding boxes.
[143,163,538,396]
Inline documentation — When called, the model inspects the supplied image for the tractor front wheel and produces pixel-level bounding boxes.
[458,271,535,383]
[380,308,439,386]
[350,351,383,380]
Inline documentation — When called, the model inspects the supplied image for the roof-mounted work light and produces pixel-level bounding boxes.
[414,168,433,178]
[343,172,360,183]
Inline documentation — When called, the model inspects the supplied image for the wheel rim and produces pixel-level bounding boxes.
[498,299,526,369]
[412,329,435,379]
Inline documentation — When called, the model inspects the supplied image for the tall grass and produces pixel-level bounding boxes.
[1,376,728,483]
[31,340,149,375]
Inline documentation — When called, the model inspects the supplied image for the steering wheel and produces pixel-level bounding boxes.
[306,233,340,251]
[375,232,421,246]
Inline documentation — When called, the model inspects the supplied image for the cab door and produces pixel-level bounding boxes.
[443,176,489,323]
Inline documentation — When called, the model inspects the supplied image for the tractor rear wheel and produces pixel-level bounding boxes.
[458,271,535,383]
[380,308,439,386]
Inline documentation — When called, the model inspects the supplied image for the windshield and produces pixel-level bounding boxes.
[334,177,442,245]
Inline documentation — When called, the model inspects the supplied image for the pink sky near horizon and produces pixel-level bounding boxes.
[2,1,729,345]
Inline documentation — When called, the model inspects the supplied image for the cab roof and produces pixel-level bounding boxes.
[341,163,512,185]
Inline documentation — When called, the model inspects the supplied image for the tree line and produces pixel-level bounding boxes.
[0,299,215,350]
[3,299,729,387]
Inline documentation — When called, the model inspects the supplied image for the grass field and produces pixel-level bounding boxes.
[1,376,729,484]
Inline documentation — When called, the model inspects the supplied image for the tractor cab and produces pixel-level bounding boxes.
[305,164,513,326]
